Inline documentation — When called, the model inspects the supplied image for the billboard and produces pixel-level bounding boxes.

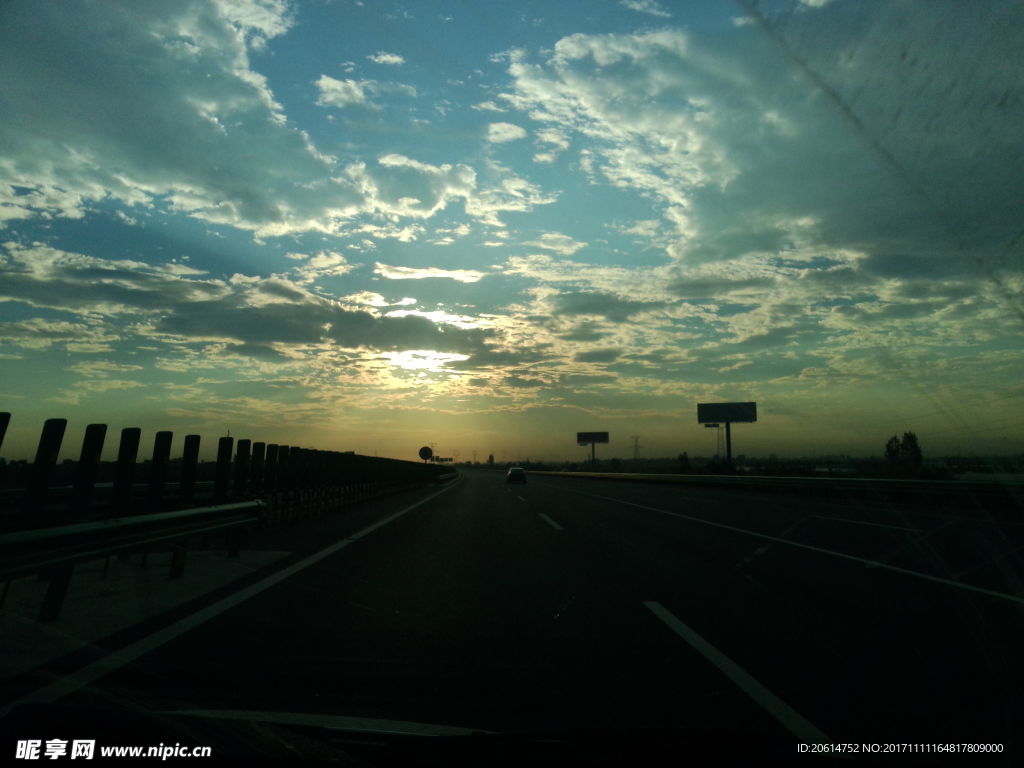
[576,431,609,444]
[697,402,757,424]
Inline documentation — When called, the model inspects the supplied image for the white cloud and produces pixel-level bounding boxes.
[374,263,486,283]
[462,160,557,227]
[314,75,417,109]
[347,154,476,220]
[285,249,355,283]
[523,233,587,256]
[315,75,369,107]
[367,51,405,66]
[487,122,528,143]
[0,0,370,236]
[472,101,506,112]
[619,0,671,18]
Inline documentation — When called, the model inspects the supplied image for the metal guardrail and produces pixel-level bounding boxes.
[0,411,455,626]
[0,501,262,622]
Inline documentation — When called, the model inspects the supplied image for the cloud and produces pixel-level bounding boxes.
[0,2,555,240]
[487,122,528,143]
[472,101,506,112]
[0,318,116,350]
[0,241,228,314]
[0,0,374,236]
[573,348,624,363]
[462,161,557,227]
[523,233,587,256]
[348,154,476,220]
[497,8,1024,380]
[367,51,405,66]
[374,263,486,283]
[552,292,665,322]
[620,0,671,18]
[315,75,370,107]
[285,250,356,283]
[314,75,417,109]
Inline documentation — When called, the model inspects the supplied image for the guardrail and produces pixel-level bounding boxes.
[0,412,448,528]
[0,501,261,621]
[0,411,453,622]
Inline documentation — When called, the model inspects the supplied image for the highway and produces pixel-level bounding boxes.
[4,469,1022,763]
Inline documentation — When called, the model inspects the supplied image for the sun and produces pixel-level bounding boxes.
[381,350,470,372]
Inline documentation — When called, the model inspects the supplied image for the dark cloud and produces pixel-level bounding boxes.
[501,375,547,389]
[723,326,801,352]
[222,343,291,360]
[324,309,493,353]
[552,292,663,321]
[573,348,623,363]
[459,345,554,369]
[667,276,776,301]
[0,250,225,313]
[558,324,608,342]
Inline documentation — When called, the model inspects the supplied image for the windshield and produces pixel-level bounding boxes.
[1,0,1022,764]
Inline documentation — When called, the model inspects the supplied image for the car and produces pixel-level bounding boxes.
[505,467,527,484]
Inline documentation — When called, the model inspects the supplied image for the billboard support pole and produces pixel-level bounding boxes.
[725,422,732,464]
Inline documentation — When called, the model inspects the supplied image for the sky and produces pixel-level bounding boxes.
[1,0,1022,464]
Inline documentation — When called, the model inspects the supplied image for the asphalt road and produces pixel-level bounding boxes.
[9,469,1024,761]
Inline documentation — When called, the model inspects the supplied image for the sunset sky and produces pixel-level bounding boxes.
[1,0,1022,463]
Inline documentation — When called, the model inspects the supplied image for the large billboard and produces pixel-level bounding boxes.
[697,402,757,424]
[576,431,610,444]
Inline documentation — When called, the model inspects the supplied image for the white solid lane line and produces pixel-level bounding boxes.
[813,514,920,533]
[2,476,464,716]
[644,601,828,744]
[517,495,527,502]
[563,486,1024,606]
[538,513,563,531]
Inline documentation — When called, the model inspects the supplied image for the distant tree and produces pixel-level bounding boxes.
[885,432,923,473]
[885,435,900,464]
[900,431,923,468]
[487,453,494,467]
[678,452,690,472]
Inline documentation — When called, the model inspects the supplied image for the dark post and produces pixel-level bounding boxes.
[112,428,142,516]
[290,448,304,490]
[264,444,279,493]
[70,423,107,516]
[23,418,68,517]
[39,566,75,623]
[591,442,596,470]
[214,436,234,503]
[147,431,173,511]
[179,435,200,504]
[725,422,733,464]
[277,445,290,491]
[233,439,251,497]
[251,442,266,494]
[0,411,10,454]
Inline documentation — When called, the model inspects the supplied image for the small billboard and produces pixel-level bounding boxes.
[576,431,609,444]
[697,402,757,424]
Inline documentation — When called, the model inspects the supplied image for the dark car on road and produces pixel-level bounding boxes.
[506,467,527,484]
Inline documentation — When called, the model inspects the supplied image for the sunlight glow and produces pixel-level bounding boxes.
[381,349,470,371]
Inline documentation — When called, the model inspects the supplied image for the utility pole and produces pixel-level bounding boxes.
[629,435,641,460]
